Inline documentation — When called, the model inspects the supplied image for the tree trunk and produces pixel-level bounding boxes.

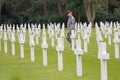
[0,2,1,17]
[43,5,50,23]
[58,3,62,16]
[78,11,81,22]
[84,0,96,25]
[105,0,108,13]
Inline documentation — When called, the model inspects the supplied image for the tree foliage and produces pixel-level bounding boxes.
[0,0,120,24]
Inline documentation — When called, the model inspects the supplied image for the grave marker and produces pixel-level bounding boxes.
[4,26,8,54]
[0,26,3,51]
[74,39,83,77]
[41,29,48,66]
[11,31,15,56]
[19,32,25,58]
[30,34,35,62]
[98,42,109,80]
[113,32,120,58]
[56,38,64,71]
[70,30,75,51]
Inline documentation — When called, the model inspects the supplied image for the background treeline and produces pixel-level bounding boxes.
[0,0,120,24]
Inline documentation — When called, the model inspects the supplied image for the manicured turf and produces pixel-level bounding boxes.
[0,28,120,80]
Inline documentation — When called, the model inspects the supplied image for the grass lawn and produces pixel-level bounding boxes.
[0,28,120,80]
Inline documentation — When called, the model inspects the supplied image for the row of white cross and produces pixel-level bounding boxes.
[0,22,91,77]
[96,22,120,58]
[0,22,119,80]
[96,21,120,80]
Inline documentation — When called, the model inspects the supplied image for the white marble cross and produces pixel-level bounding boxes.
[51,28,55,47]
[55,24,60,39]
[0,25,3,51]
[77,23,81,40]
[4,26,8,54]
[62,23,65,31]
[22,26,26,43]
[19,32,25,58]
[56,38,64,71]
[83,30,88,53]
[70,30,75,51]
[97,31,103,44]
[35,27,40,45]
[108,27,112,45]
[86,23,92,43]
[47,24,52,38]
[74,39,83,77]
[41,28,48,66]
[29,34,35,62]
[60,28,64,49]
[11,31,15,56]
[98,42,110,80]
[113,32,120,58]
[7,24,11,40]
